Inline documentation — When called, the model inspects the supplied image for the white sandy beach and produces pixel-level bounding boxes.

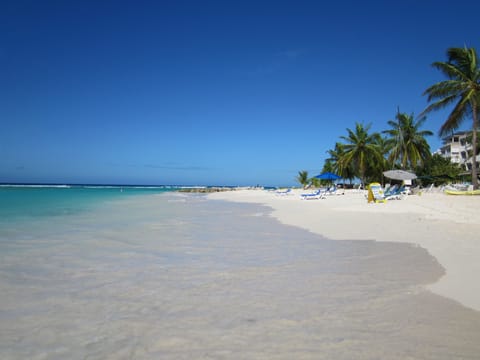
[209,188,480,312]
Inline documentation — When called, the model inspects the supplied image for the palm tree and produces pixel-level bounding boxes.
[383,110,433,170]
[421,46,480,189]
[326,142,355,182]
[340,122,383,186]
[371,135,391,183]
[296,170,309,189]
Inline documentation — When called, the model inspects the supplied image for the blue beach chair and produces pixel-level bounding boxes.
[275,188,292,196]
[385,185,407,200]
[300,188,326,200]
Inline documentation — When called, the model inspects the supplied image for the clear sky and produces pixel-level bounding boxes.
[1,0,479,186]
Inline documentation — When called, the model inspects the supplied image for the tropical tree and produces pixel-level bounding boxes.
[322,158,336,173]
[325,142,355,183]
[325,143,342,171]
[383,110,433,169]
[310,176,322,188]
[340,122,383,186]
[296,170,309,189]
[421,46,480,189]
[371,135,391,183]
[416,153,463,186]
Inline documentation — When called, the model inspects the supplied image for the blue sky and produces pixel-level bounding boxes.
[1,0,479,186]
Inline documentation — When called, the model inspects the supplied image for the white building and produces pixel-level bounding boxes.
[436,131,479,172]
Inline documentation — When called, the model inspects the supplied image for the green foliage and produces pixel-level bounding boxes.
[383,110,433,170]
[339,122,383,186]
[316,46,480,189]
[416,154,463,186]
[296,170,309,189]
[367,135,391,183]
[323,113,434,185]
[421,46,480,188]
[325,142,355,181]
[310,177,321,188]
[322,159,335,173]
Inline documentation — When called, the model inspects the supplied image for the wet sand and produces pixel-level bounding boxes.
[209,189,480,312]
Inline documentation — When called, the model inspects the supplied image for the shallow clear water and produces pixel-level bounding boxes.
[1,191,479,359]
[0,185,172,223]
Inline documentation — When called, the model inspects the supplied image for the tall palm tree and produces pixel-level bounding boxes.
[326,142,355,182]
[383,110,433,170]
[421,46,480,189]
[340,122,382,186]
[371,135,391,183]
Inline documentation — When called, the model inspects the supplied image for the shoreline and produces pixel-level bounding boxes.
[2,189,480,357]
[208,188,480,312]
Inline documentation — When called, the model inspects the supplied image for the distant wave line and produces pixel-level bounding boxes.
[0,184,177,189]
[0,184,225,190]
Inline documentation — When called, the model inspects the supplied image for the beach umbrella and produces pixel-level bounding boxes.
[383,169,417,181]
[315,172,341,180]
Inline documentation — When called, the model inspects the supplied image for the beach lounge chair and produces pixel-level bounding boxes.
[425,183,435,192]
[275,188,292,196]
[300,188,326,200]
[325,185,342,195]
[354,183,364,193]
[385,185,406,200]
[383,184,397,196]
[383,184,393,194]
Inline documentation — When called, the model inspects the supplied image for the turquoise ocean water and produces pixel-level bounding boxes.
[0,185,175,223]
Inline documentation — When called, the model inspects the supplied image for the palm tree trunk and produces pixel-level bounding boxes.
[360,166,366,189]
[472,103,479,189]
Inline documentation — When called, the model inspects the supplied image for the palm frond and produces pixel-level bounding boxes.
[422,80,467,100]
[438,97,471,136]
[415,114,428,129]
[420,94,458,117]
[383,111,432,169]
[447,47,479,78]
[432,61,469,82]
